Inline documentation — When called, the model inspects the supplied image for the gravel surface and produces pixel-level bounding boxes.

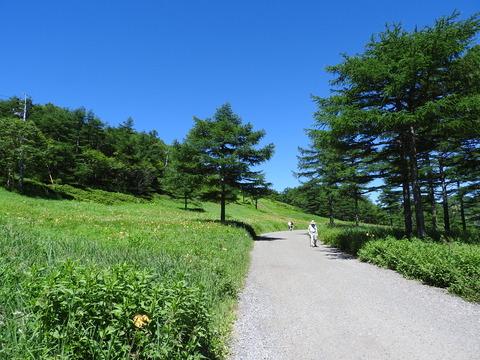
[229,230,480,360]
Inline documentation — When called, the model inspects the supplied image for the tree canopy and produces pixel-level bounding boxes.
[185,103,274,222]
[299,12,480,236]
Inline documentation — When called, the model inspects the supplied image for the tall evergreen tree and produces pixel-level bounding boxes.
[185,104,274,222]
[312,12,480,237]
[163,141,203,210]
[241,172,272,209]
[298,130,343,226]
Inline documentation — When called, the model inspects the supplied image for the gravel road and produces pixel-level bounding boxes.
[229,230,480,360]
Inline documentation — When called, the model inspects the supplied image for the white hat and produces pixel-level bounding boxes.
[310,220,316,224]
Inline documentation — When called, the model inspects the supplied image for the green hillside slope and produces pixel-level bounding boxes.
[0,187,322,359]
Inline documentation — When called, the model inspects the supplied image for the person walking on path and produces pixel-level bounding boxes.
[288,221,294,231]
[308,220,318,247]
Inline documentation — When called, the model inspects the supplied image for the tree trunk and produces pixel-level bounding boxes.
[439,158,450,233]
[220,181,226,223]
[18,157,24,193]
[402,180,413,237]
[6,167,12,189]
[328,192,334,226]
[457,181,467,232]
[354,191,359,226]
[184,194,188,210]
[408,126,425,238]
[400,137,413,237]
[255,198,258,209]
[425,154,437,233]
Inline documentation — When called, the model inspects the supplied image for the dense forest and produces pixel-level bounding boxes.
[0,98,168,195]
[293,12,480,237]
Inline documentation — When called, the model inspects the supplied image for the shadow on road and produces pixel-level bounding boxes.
[255,235,286,241]
[317,246,354,260]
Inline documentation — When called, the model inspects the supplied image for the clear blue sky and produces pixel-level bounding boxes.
[1,1,478,191]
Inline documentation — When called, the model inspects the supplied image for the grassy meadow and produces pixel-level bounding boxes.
[0,187,321,359]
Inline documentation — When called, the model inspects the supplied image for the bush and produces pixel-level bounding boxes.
[11,262,215,359]
[358,238,480,302]
[321,225,404,255]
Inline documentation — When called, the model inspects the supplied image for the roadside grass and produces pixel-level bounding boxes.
[319,224,480,303]
[0,187,321,359]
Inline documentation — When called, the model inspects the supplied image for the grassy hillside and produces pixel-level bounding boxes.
[0,187,322,359]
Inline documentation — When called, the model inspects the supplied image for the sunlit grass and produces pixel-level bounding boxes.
[0,188,322,358]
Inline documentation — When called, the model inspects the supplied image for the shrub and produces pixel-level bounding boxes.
[15,262,214,359]
[321,225,404,255]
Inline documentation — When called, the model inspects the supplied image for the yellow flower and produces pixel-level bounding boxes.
[133,314,151,329]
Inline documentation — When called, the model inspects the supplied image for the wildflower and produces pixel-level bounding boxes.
[133,314,151,329]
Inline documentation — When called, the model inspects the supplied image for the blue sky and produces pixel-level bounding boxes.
[1,1,478,191]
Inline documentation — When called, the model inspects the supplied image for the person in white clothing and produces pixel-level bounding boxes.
[308,220,318,247]
[288,221,294,231]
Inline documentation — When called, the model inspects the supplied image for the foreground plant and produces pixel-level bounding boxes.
[3,262,215,359]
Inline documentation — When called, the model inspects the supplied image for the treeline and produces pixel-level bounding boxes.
[274,182,384,224]
[0,98,168,195]
[0,100,273,220]
[298,12,480,237]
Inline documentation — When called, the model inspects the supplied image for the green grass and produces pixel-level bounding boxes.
[0,187,322,359]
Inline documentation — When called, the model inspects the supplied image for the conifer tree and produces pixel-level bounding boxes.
[185,104,274,222]
[163,141,203,210]
[311,12,480,237]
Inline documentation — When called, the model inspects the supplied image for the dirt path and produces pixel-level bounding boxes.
[229,230,480,360]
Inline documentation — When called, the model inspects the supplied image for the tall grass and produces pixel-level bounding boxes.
[0,188,321,358]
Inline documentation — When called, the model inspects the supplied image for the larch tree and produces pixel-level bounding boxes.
[311,12,480,237]
[241,171,272,209]
[163,140,203,210]
[185,104,274,223]
[298,130,344,226]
